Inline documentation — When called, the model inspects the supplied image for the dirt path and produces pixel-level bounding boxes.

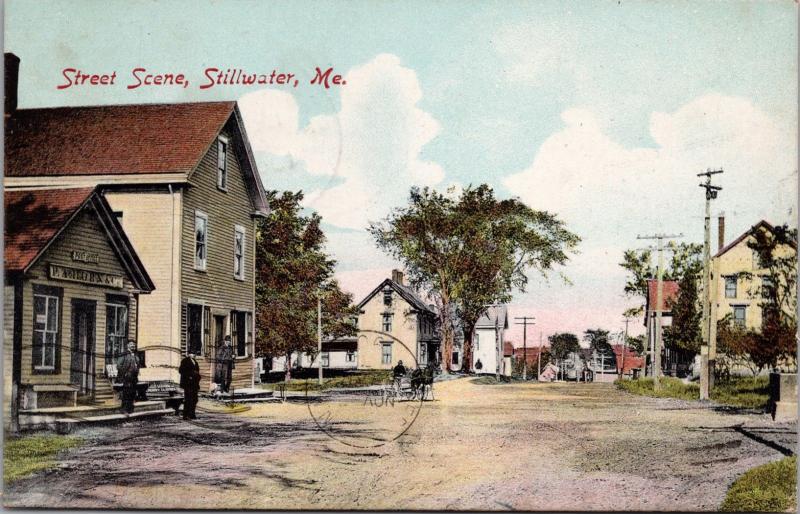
[4,379,796,510]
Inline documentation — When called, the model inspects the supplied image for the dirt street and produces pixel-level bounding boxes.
[4,379,796,510]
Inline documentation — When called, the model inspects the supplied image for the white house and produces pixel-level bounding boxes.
[471,305,509,375]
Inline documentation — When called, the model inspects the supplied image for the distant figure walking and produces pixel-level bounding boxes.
[180,352,201,420]
[117,340,140,414]
[217,336,235,393]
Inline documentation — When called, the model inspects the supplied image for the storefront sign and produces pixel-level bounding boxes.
[49,264,124,289]
[71,250,100,264]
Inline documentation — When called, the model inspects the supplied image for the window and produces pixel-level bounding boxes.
[106,298,129,363]
[381,343,392,365]
[733,306,746,327]
[187,304,204,355]
[234,225,245,280]
[217,136,228,190]
[383,288,392,306]
[419,343,428,365]
[452,351,460,365]
[346,351,356,363]
[725,276,737,298]
[761,275,774,299]
[231,311,249,357]
[195,211,208,271]
[321,352,330,368]
[382,313,393,332]
[33,286,61,372]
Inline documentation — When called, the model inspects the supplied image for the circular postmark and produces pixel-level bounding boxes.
[305,331,428,448]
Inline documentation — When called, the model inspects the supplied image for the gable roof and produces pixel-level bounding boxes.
[5,101,268,214]
[645,279,679,314]
[357,278,436,315]
[713,220,796,259]
[4,187,155,292]
[475,304,509,329]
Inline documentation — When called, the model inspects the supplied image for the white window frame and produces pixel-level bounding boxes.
[381,342,392,365]
[733,305,746,327]
[320,352,330,368]
[195,210,208,271]
[724,276,737,298]
[382,313,393,332]
[217,135,228,191]
[234,225,246,280]
[33,293,59,370]
[346,351,356,363]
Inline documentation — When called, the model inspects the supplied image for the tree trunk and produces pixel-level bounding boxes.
[440,303,454,374]
[462,324,475,374]
[284,352,292,382]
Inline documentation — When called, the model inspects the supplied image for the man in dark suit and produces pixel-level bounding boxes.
[179,352,201,419]
[216,336,235,393]
[117,340,140,414]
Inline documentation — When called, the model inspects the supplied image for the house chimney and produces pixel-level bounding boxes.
[717,212,725,252]
[5,53,20,115]
[391,269,404,285]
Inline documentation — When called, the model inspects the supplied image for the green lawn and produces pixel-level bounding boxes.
[260,370,393,392]
[616,375,770,409]
[4,434,83,484]
[720,456,796,512]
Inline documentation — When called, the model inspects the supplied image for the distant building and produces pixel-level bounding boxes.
[643,279,680,376]
[270,337,358,373]
[471,305,509,375]
[611,344,644,378]
[356,270,439,370]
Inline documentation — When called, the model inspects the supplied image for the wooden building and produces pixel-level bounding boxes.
[355,270,440,370]
[3,187,154,429]
[4,57,269,391]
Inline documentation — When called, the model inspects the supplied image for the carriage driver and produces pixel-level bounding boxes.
[393,360,407,391]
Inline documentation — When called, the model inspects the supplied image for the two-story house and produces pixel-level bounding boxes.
[711,220,797,332]
[356,270,439,370]
[4,55,269,391]
[470,305,508,375]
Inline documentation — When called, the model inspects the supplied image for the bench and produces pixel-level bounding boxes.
[106,364,150,401]
[141,381,184,415]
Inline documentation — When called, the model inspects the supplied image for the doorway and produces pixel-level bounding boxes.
[71,299,96,395]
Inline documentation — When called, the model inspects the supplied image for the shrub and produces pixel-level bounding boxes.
[720,456,796,512]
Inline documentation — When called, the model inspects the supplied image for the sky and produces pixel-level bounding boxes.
[5,0,798,345]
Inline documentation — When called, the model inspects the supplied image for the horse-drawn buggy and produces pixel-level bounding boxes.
[393,366,435,401]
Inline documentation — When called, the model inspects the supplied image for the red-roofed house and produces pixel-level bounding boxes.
[4,187,154,430]
[611,344,645,378]
[643,279,679,375]
[4,54,269,391]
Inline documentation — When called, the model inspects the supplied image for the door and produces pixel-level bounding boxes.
[71,300,96,395]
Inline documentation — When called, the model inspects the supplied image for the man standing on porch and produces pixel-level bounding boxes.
[117,341,140,414]
[180,352,201,420]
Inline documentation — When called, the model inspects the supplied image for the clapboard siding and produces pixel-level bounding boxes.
[4,284,16,430]
[180,123,256,388]
[20,204,139,386]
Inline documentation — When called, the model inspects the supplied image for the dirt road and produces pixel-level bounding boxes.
[4,379,796,510]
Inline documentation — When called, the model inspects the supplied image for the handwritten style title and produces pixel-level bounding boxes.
[56,67,347,90]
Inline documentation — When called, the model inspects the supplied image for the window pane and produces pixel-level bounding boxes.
[47,297,58,330]
[45,332,56,367]
[118,306,129,336]
[32,331,44,366]
[34,296,46,330]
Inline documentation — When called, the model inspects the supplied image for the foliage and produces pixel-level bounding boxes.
[369,185,579,372]
[626,334,645,355]
[664,268,702,353]
[549,333,580,361]
[717,315,782,377]
[255,191,358,380]
[4,435,82,484]
[511,348,551,379]
[619,242,702,319]
[720,456,796,512]
[616,376,770,409]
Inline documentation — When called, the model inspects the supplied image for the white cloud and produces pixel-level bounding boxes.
[239,54,445,230]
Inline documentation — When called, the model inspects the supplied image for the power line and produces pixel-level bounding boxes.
[514,316,535,380]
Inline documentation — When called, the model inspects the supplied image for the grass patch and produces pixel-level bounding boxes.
[261,370,393,392]
[4,434,82,484]
[471,375,515,385]
[720,456,796,512]
[616,375,770,409]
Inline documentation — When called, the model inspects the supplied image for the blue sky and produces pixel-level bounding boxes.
[6,0,797,341]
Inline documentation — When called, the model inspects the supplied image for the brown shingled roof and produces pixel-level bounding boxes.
[5,102,236,176]
[5,187,94,271]
[646,279,680,313]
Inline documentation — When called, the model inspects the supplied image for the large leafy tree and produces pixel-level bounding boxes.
[548,333,580,361]
[255,191,358,380]
[369,185,579,372]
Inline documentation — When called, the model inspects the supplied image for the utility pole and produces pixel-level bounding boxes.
[637,233,683,390]
[698,168,723,400]
[514,316,535,380]
[620,318,631,380]
[318,295,323,386]
[538,332,543,379]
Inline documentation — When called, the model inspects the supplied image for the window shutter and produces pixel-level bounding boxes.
[203,307,211,357]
